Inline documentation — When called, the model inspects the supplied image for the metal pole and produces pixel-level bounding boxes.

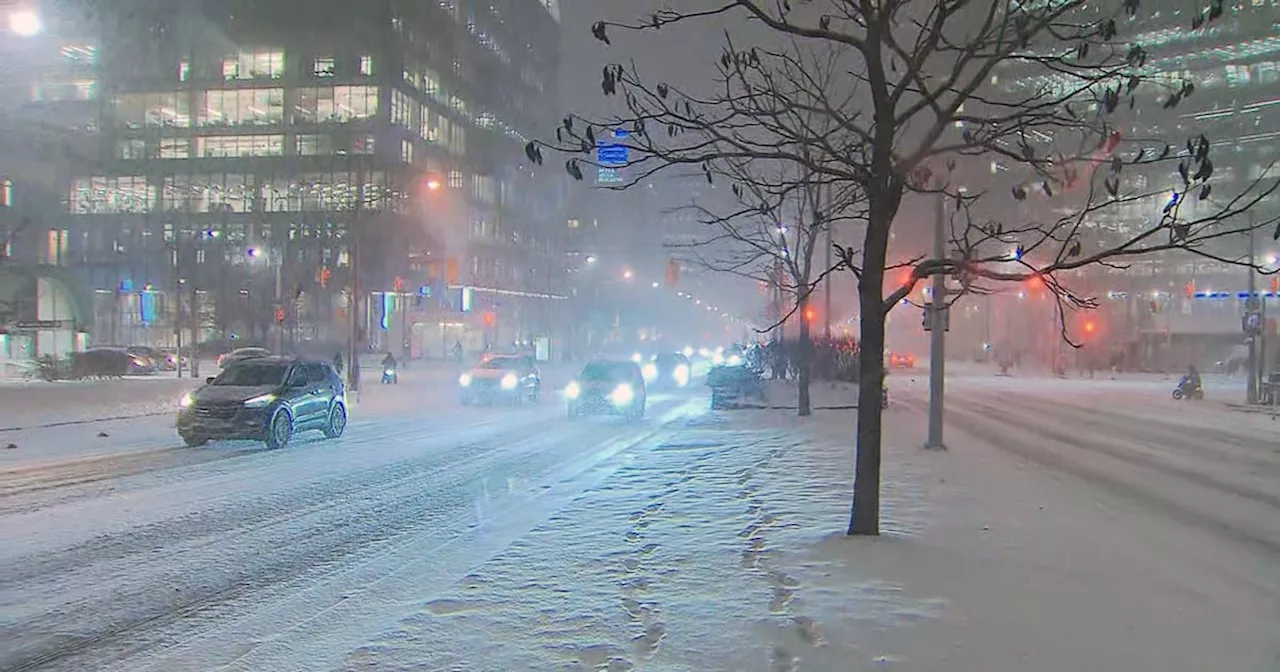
[1248,222,1258,404]
[347,162,363,395]
[174,238,184,377]
[824,221,833,339]
[926,187,948,450]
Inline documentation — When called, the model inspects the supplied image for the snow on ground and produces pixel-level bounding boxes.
[332,378,1279,671]
[3,372,1278,671]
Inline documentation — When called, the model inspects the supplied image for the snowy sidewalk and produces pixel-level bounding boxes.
[331,388,1278,671]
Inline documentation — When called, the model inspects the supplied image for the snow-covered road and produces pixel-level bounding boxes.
[0,368,698,672]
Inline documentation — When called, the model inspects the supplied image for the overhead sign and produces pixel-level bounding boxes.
[15,320,67,329]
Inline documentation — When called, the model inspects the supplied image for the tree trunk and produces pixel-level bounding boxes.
[848,295,886,535]
[797,293,812,417]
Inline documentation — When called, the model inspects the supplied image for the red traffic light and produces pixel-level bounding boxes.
[275,307,286,324]
[1084,321,1096,334]
[482,311,496,328]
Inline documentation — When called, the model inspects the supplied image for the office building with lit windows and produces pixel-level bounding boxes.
[56,0,565,357]
[964,0,1280,369]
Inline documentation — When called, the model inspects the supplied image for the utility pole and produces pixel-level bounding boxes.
[925,186,948,450]
[347,162,364,396]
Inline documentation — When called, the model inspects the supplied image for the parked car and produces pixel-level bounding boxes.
[75,347,154,377]
[177,356,347,449]
[126,345,170,371]
[217,346,271,368]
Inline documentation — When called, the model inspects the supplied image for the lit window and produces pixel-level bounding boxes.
[59,44,97,63]
[314,57,336,77]
[0,179,10,207]
[114,92,193,129]
[401,139,413,164]
[423,70,441,99]
[360,55,374,75]
[68,176,155,214]
[295,134,334,155]
[567,219,579,229]
[159,139,190,159]
[179,59,190,82]
[118,139,146,159]
[230,49,285,79]
[391,90,413,129]
[291,86,379,123]
[197,135,284,158]
[197,89,285,126]
[353,135,375,154]
[448,170,464,188]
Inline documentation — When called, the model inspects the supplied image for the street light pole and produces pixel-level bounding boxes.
[1247,213,1259,404]
[925,186,948,450]
[347,162,364,395]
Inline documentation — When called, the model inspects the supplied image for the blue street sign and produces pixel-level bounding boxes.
[596,144,628,165]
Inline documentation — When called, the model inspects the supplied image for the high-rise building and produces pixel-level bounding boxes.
[40,0,565,357]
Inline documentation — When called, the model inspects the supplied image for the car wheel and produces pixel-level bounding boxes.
[323,403,347,439]
[265,410,294,449]
[181,433,208,447]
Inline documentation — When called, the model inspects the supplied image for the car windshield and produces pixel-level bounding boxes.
[212,362,288,386]
[655,354,684,366]
[479,357,521,370]
[581,363,630,382]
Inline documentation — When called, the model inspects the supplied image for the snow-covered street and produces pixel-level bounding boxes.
[2,371,1278,671]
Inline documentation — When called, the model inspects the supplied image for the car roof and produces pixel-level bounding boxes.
[584,359,640,370]
[228,355,320,366]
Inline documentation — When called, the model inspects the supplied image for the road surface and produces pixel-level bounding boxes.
[0,367,708,672]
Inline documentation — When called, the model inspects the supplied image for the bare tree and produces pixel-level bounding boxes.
[534,0,1279,535]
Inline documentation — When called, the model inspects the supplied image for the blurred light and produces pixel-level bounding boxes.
[682,346,694,357]
[652,281,659,288]
[610,383,635,406]
[1267,254,1278,266]
[425,178,442,191]
[246,247,261,258]
[9,11,40,36]
[673,364,690,386]
[631,352,642,363]
[459,373,472,386]
[776,225,787,236]
[642,363,658,382]
[585,255,597,264]
[1084,321,1096,333]
[564,381,581,399]
[500,373,518,390]
[623,269,633,280]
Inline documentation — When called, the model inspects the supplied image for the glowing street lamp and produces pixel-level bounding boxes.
[622,269,633,280]
[8,11,40,36]
[651,281,659,288]
[425,178,442,191]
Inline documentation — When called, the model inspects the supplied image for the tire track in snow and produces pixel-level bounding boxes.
[999,392,1280,477]
[0,402,690,672]
[943,398,1280,561]
[0,410,511,516]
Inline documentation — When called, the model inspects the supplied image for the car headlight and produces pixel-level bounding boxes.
[242,393,276,408]
[641,363,658,382]
[631,352,643,363]
[459,373,472,386]
[712,353,725,365]
[178,393,194,408]
[727,354,743,366]
[565,381,581,399]
[501,373,519,390]
[683,346,695,357]
[673,364,690,385]
[611,383,635,406]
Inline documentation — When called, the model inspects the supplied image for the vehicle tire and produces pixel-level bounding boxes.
[1172,388,1184,400]
[265,410,294,449]
[323,403,347,439]
[181,433,208,447]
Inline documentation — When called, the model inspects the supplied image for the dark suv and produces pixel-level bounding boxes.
[177,356,347,449]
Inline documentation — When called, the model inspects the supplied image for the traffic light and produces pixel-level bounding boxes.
[1084,320,1096,334]
[275,307,286,324]
[1269,276,1279,293]
[318,265,332,288]
[1185,281,1195,299]
[482,310,496,328]
[393,275,406,292]
[804,307,817,322]
[665,259,680,287]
